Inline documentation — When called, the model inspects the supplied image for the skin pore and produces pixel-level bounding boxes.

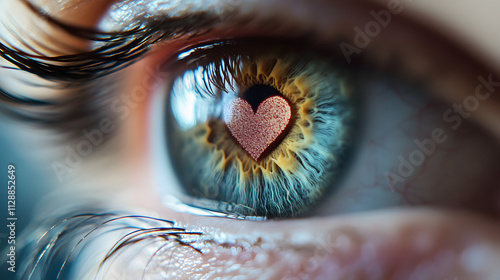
[2,0,500,279]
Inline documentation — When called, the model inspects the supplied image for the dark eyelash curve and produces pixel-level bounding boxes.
[15,211,203,280]
[0,0,221,107]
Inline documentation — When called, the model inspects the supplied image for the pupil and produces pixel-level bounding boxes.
[241,84,282,112]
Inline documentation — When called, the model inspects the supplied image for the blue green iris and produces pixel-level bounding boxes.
[167,41,358,218]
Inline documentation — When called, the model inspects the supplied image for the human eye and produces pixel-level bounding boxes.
[2,0,500,280]
[160,39,360,218]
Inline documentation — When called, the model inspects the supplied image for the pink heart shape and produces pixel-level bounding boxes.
[224,96,291,161]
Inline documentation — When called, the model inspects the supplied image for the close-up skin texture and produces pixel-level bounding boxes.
[1,0,500,279]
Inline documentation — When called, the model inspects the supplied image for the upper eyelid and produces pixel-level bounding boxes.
[0,0,280,108]
[0,1,220,81]
[0,0,479,83]
[0,1,229,111]
[0,0,495,76]
[370,0,500,70]
[1,1,498,114]
[0,0,365,87]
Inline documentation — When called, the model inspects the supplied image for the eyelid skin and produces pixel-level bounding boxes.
[0,0,118,106]
[370,0,500,70]
[30,0,117,27]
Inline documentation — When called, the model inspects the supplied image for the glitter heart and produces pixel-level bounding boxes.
[224,96,291,161]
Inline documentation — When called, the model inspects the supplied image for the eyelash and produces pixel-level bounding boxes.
[0,1,230,137]
[19,211,203,280]
[0,0,387,133]
[2,1,339,139]
[0,1,222,106]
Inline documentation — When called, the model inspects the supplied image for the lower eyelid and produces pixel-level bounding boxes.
[120,208,496,279]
